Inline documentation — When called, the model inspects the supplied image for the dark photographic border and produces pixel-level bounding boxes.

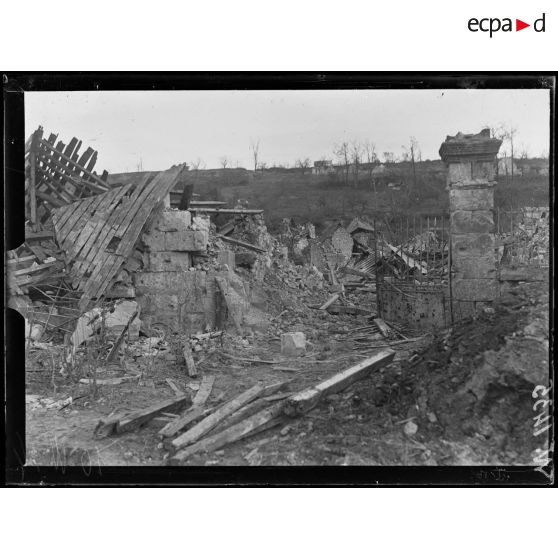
[3,72,555,486]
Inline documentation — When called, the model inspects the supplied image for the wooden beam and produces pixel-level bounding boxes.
[159,405,213,439]
[283,349,395,417]
[217,235,266,253]
[115,394,191,434]
[192,374,215,407]
[319,293,340,310]
[183,341,198,378]
[171,383,266,451]
[170,402,284,464]
[190,208,263,215]
[38,138,110,190]
[177,182,194,210]
[106,310,138,362]
[29,152,38,228]
[373,318,393,339]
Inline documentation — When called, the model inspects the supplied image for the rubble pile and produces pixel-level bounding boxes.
[390,281,549,464]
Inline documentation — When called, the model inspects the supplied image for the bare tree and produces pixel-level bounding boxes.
[334,141,351,186]
[363,140,378,180]
[190,157,205,172]
[219,156,229,169]
[250,139,260,172]
[258,161,268,171]
[383,151,395,164]
[295,158,312,174]
[401,137,420,197]
[350,140,363,187]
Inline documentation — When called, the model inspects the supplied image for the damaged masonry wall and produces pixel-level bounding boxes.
[134,209,219,333]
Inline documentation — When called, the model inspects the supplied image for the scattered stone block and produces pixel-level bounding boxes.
[281,332,306,357]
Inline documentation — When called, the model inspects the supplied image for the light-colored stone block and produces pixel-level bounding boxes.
[155,210,192,231]
[281,332,306,357]
[451,210,494,234]
[452,254,496,279]
[148,251,191,272]
[448,162,472,184]
[452,278,500,302]
[449,187,494,211]
[452,233,495,256]
[165,230,208,252]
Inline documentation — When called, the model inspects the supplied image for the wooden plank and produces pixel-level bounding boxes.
[39,140,110,190]
[53,194,98,239]
[68,184,135,281]
[217,235,266,253]
[36,190,64,208]
[64,195,106,254]
[214,380,291,433]
[14,261,60,276]
[106,309,138,362]
[283,349,395,417]
[190,208,263,215]
[192,374,215,407]
[165,379,184,396]
[373,318,393,339]
[64,188,120,262]
[158,405,215,439]
[171,383,266,451]
[170,402,284,464]
[177,182,194,210]
[74,179,153,298]
[319,293,340,310]
[183,342,197,378]
[71,186,132,277]
[343,267,375,280]
[29,152,37,226]
[25,230,54,241]
[115,394,191,434]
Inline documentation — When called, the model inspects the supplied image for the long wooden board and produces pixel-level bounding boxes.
[283,349,395,417]
[171,383,266,451]
[170,402,284,464]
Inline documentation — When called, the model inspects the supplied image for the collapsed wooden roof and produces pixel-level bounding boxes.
[26,126,112,229]
[53,165,189,311]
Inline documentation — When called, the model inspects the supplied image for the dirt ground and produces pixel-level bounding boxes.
[25,276,549,468]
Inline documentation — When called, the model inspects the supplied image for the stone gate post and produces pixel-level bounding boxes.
[439,129,502,317]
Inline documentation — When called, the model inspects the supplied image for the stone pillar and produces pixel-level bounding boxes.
[439,129,501,314]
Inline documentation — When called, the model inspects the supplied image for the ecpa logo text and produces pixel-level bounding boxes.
[468,13,545,37]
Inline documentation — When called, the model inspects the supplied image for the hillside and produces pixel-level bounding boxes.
[109,162,549,232]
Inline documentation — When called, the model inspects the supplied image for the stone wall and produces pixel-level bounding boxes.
[134,209,217,334]
[378,283,451,333]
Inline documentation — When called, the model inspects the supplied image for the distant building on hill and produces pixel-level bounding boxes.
[312,160,334,175]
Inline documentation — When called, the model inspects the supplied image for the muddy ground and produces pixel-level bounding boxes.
[25,280,549,468]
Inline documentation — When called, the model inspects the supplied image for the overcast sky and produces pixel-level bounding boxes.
[25,89,550,173]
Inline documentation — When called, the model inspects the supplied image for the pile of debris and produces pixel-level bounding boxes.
[93,350,395,464]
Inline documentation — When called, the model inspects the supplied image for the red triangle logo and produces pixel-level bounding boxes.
[516,19,530,31]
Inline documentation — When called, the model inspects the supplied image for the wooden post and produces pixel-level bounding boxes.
[29,152,38,231]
